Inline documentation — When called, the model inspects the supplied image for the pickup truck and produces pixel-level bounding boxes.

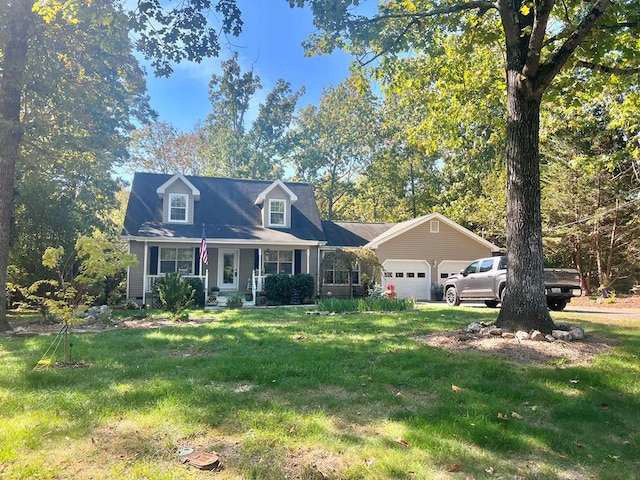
[443,256,582,311]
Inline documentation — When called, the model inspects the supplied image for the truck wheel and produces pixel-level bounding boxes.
[547,298,567,311]
[445,287,460,306]
[484,300,499,308]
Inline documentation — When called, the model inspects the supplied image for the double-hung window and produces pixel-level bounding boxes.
[264,250,293,274]
[169,194,188,222]
[321,252,360,285]
[160,248,193,274]
[269,199,285,227]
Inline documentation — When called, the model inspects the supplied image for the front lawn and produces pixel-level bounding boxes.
[1,306,638,479]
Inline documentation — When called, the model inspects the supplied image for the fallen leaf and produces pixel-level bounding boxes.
[395,391,405,398]
[485,466,495,474]
[570,379,579,384]
[448,463,462,472]
[511,411,523,419]
[451,384,464,393]
[497,412,508,420]
[365,458,376,467]
[600,403,610,409]
[395,438,409,447]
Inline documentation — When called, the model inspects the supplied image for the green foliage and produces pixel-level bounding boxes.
[316,296,415,312]
[264,274,294,305]
[292,274,316,303]
[225,292,245,309]
[200,52,304,179]
[154,273,195,319]
[184,277,205,308]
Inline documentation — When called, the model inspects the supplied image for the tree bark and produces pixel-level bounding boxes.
[495,68,555,334]
[0,0,34,331]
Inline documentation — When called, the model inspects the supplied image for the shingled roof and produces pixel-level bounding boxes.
[321,221,395,247]
[122,172,326,243]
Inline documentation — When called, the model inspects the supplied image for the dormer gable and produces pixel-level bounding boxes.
[254,180,298,229]
[156,174,200,224]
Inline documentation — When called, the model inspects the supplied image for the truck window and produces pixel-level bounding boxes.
[479,259,494,273]
[498,257,507,270]
[464,261,480,275]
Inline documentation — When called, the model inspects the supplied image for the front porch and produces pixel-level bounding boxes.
[134,242,319,307]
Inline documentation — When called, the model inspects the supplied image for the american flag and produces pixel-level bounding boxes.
[200,225,208,265]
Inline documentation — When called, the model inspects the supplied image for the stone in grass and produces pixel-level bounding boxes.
[530,330,546,341]
[552,330,574,341]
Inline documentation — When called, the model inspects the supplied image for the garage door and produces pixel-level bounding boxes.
[382,260,431,300]
[438,260,472,284]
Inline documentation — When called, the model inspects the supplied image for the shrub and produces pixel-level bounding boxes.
[265,274,293,305]
[226,292,245,309]
[292,274,315,303]
[184,277,205,307]
[155,273,195,319]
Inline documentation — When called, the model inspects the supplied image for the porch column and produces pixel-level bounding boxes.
[142,240,148,305]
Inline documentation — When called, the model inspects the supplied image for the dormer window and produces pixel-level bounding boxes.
[169,193,188,222]
[269,199,286,227]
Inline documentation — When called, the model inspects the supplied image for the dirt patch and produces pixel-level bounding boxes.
[417,329,615,366]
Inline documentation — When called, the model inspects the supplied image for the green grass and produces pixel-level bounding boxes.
[1,305,639,479]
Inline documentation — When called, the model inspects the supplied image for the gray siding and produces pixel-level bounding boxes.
[162,178,195,224]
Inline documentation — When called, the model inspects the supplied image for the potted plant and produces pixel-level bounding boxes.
[431,282,444,301]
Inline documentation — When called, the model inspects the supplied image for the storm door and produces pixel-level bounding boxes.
[218,249,239,290]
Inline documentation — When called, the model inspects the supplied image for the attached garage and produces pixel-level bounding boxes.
[382,259,431,300]
[437,260,472,285]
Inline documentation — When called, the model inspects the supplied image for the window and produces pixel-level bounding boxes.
[169,194,188,222]
[160,248,193,274]
[269,199,286,226]
[479,259,495,273]
[264,250,293,274]
[322,252,360,285]
[430,220,440,233]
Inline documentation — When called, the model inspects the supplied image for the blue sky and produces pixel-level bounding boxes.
[143,1,358,132]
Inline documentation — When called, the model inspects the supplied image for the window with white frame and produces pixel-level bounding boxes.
[430,220,440,233]
[169,193,188,222]
[264,250,293,274]
[269,199,286,226]
[321,252,360,285]
[160,247,193,274]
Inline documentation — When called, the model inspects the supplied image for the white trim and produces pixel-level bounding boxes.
[122,236,326,247]
[254,179,298,205]
[268,198,286,227]
[366,212,500,251]
[168,193,189,223]
[156,173,200,199]
[218,248,239,290]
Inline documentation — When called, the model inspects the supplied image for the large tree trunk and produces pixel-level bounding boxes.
[495,68,555,334]
[0,0,33,331]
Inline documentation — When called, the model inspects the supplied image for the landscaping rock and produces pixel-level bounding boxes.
[569,327,585,340]
[467,322,484,333]
[552,330,573,341]
[501,332,515,339]
[530,330,546,341]
[515,331,530,341]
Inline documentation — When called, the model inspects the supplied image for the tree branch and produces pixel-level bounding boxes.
[577,60,640,75]
[533,0,613,96]
[360,1,496,24]
[523,0,556,78]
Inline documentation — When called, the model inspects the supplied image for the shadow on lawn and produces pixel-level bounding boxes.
[1,306,639,478]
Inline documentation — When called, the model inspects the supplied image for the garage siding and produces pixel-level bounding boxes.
[374,220,495,262]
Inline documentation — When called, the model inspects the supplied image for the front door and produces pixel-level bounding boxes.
[218,249,239,290]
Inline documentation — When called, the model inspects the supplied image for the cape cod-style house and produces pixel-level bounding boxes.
[122,172,500,304]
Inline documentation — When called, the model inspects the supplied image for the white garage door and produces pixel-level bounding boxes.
[382,260,431,300]
[438,260,472,284]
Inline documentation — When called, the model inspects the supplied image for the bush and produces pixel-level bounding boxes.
[264,273,316,305]
[264,274,293,305]
[292,274,315,303]
[226,292,245,309]
[184,277,205,307]
[155,273,195,319]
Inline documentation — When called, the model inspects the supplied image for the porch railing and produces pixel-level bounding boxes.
[145,274,207,293]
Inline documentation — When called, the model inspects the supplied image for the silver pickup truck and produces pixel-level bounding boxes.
[444,256,582,311]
